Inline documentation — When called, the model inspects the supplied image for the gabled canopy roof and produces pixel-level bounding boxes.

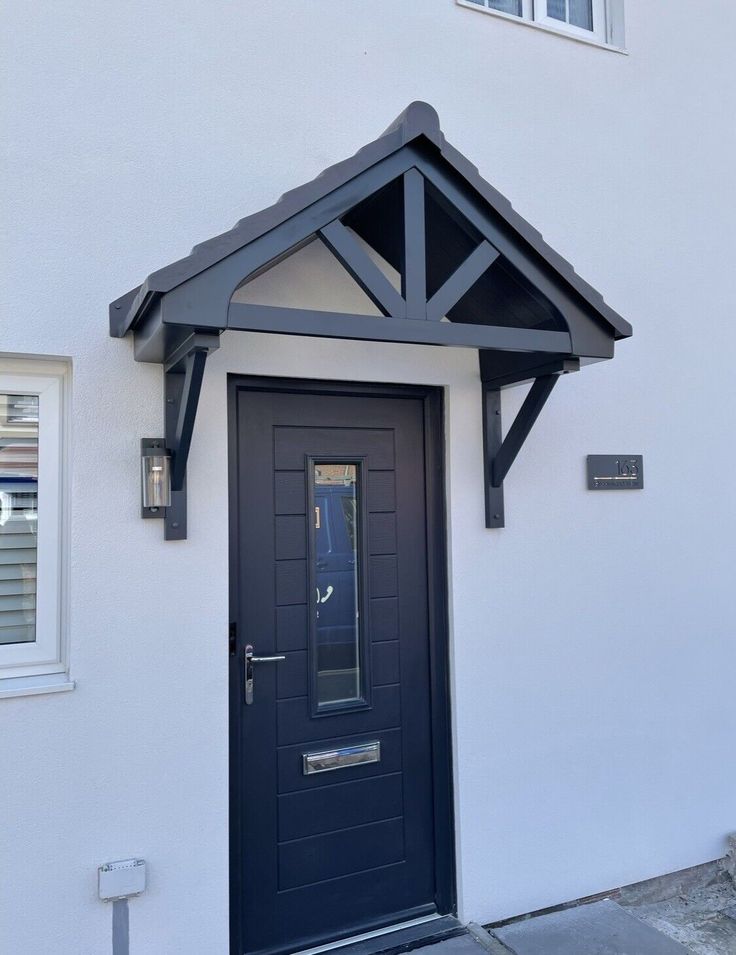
[110,101,631,368]
[110,103,632,539]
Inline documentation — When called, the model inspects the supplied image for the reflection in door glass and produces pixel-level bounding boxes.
[313,463,361,707]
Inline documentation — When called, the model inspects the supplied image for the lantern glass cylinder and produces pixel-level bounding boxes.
[141,453,171,509]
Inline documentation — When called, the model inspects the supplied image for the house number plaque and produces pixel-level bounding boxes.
[587,455,643,490]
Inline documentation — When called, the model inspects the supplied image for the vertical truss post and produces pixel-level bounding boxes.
[402,168,427,319]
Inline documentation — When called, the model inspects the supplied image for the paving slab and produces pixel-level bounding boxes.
[493,899,690,955]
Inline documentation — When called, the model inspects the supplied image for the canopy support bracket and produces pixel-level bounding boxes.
[162,333,219,540]
[482,373,561,529]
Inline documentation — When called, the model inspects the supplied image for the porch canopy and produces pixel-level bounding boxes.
[110,102,631,539]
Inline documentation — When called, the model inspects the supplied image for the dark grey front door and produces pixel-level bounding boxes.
[229,379,453,955]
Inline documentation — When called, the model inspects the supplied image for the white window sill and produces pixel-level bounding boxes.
[456,1,628,55]
[0,672,76,699]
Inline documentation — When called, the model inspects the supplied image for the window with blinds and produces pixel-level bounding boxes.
[0,394,39,646]
[0,361,66,686]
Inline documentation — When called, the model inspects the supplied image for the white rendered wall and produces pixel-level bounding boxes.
[2,1,736,951]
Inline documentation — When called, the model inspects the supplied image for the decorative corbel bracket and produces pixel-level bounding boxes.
[481,356,579,528]
[163,333,220,540]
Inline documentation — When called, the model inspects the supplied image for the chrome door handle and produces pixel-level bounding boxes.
[244,644,286,705]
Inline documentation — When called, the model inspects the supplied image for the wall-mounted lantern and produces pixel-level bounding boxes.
[141,439,171,516]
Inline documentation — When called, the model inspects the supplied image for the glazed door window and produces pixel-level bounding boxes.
[312,463,363,709]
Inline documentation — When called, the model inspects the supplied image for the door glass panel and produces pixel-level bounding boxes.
[313,463,361,708]
[0,394,39,645]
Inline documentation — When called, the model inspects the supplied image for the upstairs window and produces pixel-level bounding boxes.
[536,0,604,39]
[461,0,625,49]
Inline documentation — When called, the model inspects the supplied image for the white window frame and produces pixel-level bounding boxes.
[534,0,606,42]
[0,358,71,692]
[458,0,626,52]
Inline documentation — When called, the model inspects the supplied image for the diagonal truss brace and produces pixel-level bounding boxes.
[426,241,499,322]
[319,219,406,318]
[482,373,562,529]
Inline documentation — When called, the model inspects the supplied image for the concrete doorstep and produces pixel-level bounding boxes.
[470,846,736,955]
[355,851,736,955]
[487,899,689,955]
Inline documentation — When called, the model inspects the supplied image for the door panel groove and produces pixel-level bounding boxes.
[276,859,408,896]
[278,813,404,847]
[279,775,403,841]
[277,769,403,799]
[278,816,406,890]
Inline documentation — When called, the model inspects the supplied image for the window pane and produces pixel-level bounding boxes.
[569,0,593,29]
[487,0,522,15]
[547,0,594,29]
[547,0,567,21]
[313,463,361,707]
[0,394,39,645]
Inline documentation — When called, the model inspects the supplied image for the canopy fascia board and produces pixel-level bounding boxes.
[227,303,573,353]
[133,303,578,370]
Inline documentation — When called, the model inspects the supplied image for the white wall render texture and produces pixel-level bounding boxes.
[2,1,735,952]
